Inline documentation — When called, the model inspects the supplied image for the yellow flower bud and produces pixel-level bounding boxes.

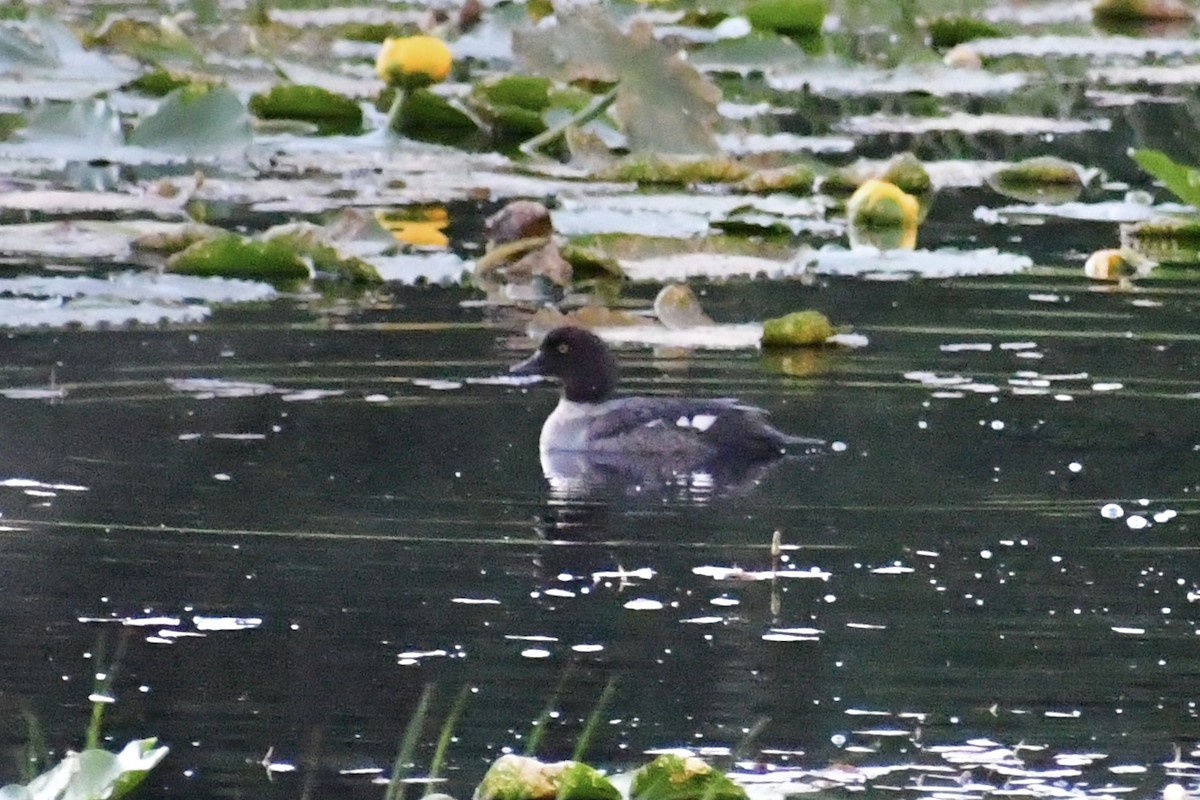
[376,35,453,90]
[847,179,920,228]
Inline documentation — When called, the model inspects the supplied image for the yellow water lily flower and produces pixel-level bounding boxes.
[377,207,450,248]
[846,179,920,228]
[376,35,453,90]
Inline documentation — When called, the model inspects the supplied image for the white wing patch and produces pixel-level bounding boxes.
[675,413,718,432]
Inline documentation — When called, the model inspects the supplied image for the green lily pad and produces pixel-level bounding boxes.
[596,154,750,185]
[926,16,1004,49]
[881,152,932,197]
[1093,0,1193,22]
[474,76,554,138]
[167,232,313,284]
[129,84,252,158]
[127,68,221,97]
[744,0,829,36]
[250,84,363,135]
[762,310,837,347]
[84,15,200,63]
[390,87,481,137]
[474,755,619,800]
[630,754,747,800]
[1121,216,1200,264]
[264,223,383,284]
[988,156,1083,203]
[479,75,552,112]
[736,164,816,194]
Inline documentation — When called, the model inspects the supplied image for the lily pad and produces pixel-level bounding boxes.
[166,232,313,284]
[127,68,222,97]
[1121,216,1200,264]
[84,15,200,63]
[927,16,1005,49]
[474,754,618,800]
[0,738,169,800]
[129,85,252,158]
[249,84,363,135]
[595,154,750,185]
[988,156,1085,203]
[735,164,816,194]
[514,8,722,154]
[630,754,746,800]
[761,310,837,347]
[0,13,134,99]
[390,88,481,137]
[16,98,124,161]
[263,223,383,284]
[1093,0,1193,22]
[744,0,828,36]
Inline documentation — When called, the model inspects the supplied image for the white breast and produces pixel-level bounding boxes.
[540,398,604,452]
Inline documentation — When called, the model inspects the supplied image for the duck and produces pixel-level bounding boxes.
[509,326,823,463]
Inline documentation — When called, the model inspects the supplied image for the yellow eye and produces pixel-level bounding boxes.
[556,343,570,354]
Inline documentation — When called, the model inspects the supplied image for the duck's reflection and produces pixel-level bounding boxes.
[540,447,799,505]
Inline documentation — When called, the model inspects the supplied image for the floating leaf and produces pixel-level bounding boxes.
[1121,216,1200,264]
[263,222,382,283]
[18,98,124,157]
[514,9,722,154]
[926,16,1004,49]
[390,88,481,137]
[474,755,618,800]
[167,232,312,284]
[129,85,251,158]
[0,739,168,800]
[988,156,1084,203]
[127,68,221,97]
[881,152,932,197]
[249,84,363,135]
[596,154,749,185]
[475,75,553,137]
[84,15,200,63]
[1130,148,1200,208]
[736,164,816,194]
[630,754,746,800]
[479,75,551,112]
[761,310,837,347]
[0,17,60,69]
[1093,0,1193,22]
[654,283,713,329]
[744,0,829,36]
[0,14,133,98]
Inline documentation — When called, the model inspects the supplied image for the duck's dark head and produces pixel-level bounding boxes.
[510,326,618,403]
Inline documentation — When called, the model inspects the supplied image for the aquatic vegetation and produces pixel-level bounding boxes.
[249,84,364,135]
[743,0,829,36]
[475,755,620,800]
[760,310,838,347]
[0,738,169,800]
[630,754,746,800]
[376,35,454,90]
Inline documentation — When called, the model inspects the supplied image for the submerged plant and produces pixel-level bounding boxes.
[0,632,168,800]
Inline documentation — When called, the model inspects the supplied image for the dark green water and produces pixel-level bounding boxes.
[0,254,1197,798]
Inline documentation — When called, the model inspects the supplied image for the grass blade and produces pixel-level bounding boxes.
[571,676,617,763]
[385,683,436,800]
[424,684,472,795]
